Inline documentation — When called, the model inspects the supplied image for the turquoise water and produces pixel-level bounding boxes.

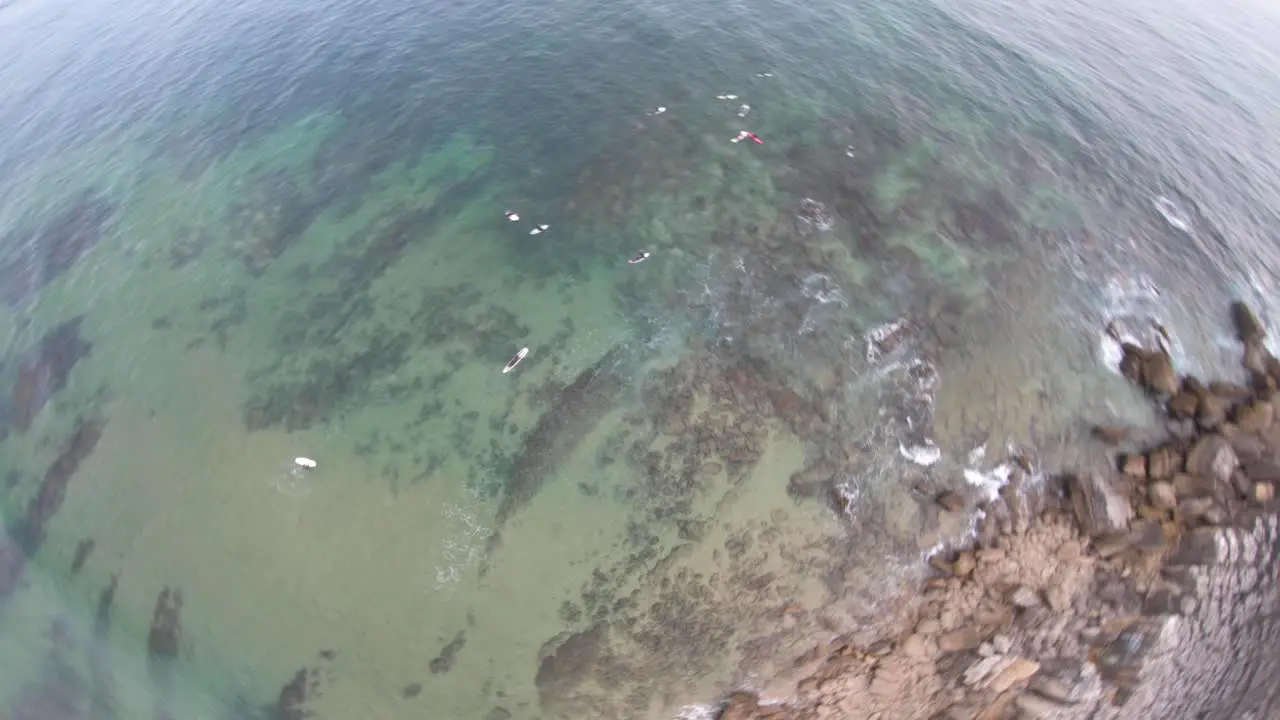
[0,0,1277,717]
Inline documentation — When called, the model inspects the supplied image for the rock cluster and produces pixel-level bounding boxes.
[708,302,1280,719]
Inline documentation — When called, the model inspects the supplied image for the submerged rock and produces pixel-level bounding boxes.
[486,347,627,554]
[535,624,607,704]
[2,317,92,438]
[14,417,105,555]
[147,587,183,663]
[70,538,94,574]
[1229,301,1267,345]
[0,193,114,307]
[428,630,466,675]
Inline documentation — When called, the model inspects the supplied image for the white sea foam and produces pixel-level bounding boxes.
[267,464,313,498]
[898,440,940,466]
[797,198,833,231]
[672,704,719,720]
[963,463,1012,502]
[800,272,846,306]
[863,319,909,364]
[430,500,489,591]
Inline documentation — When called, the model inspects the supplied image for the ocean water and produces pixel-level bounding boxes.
[0,0,1277,717]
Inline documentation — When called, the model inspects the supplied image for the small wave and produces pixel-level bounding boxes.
[266,465,313,498]
[1153,195,1190,232]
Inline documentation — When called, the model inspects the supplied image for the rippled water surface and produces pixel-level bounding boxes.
[0,0,1277,717]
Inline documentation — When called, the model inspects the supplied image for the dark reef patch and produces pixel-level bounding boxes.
[5,618,87,720]
[0,193,115,307]
[268,663,328,720]
[94,574,118,639]
[147,586,184,665]
[429,630,467,675]
[70,537,95,574]
[243,327,413,430]
[485,346,628,555]
[0,316,92,440]
[241,176,487,432]
[13,417,105,556]
[0,530,24,606]
[535,624,607,705]
[228,170,326,275]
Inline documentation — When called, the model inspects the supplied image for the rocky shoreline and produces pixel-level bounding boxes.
[709,301,1280,720]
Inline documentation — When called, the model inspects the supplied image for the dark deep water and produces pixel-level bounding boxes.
[0,0,1277,717]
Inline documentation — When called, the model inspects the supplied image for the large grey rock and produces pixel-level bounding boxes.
[1230,301,1267,345]
[1186,435,1239,488]
[1068,473,1133,537]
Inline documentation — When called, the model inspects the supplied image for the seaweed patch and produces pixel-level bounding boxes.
[485,346,627,555]
[13,417,105,556]
[0,316,92,440]
[0,194,115,307]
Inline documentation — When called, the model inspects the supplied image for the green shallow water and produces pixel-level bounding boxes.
[0,0,1277,717]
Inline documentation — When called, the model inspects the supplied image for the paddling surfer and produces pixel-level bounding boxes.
[627,251,651,265]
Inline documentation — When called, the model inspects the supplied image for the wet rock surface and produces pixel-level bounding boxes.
[696,302,1280,719]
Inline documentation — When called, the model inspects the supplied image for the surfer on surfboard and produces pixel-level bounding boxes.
[628,251,651,265]
[503,347,529,374]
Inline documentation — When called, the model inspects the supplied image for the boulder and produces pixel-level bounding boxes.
[1146,447,1181,480]
[1209,381,1253,400]
[901,633,928,658]
[1173,473,1212,498]
[1243,460,1280,483]
[1196,394,1229,430]
[936,490,966,513]
[1253,482,1275,504]
[1016,692,1072,718]
[1091,426,1129,444]
[1148,481,1177,511]
[1118,344,1145,384]
[1009,586,1041,608]
[1185,434,1238,487]
[1167,390,1199,419]
[1234,401,1274,432]
[938,628,982,653]
[988,657,1041,693]
[1175,497,1215,524]
[1142,352,1178,395]
[1068,473,1132,537]
[1230,300,1267,344]
[1120,453,1147,478]
[718,691,762,720]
